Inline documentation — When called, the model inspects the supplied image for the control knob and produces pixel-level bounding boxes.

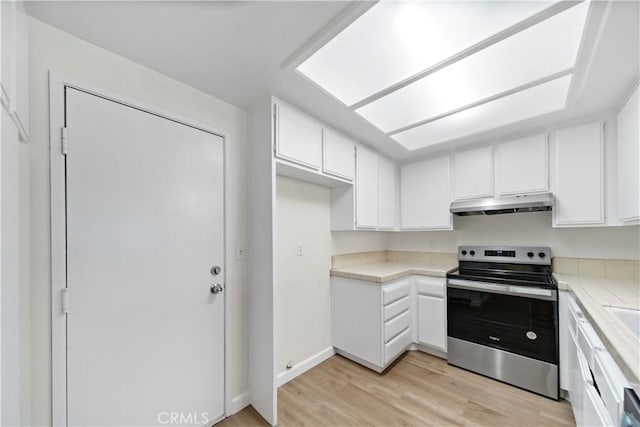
[527,252,534,258]
[538,252,546,259]
[470,250,476,256]
[461,250,467,255]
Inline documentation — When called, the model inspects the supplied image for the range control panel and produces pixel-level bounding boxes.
[458,246,552,265]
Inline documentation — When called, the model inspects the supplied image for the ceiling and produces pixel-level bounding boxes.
[26,1,639,161]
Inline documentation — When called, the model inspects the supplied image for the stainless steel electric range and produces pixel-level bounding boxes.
[446,246,559,400]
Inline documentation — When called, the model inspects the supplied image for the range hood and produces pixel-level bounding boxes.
[450,193,554,216]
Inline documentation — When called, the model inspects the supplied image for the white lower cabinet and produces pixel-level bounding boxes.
[584,385,614,427]
[417,295,446,352]
[331,275,446,372]
[415,277,446,352]
[565,294,629,427]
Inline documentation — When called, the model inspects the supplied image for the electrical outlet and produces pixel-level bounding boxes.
[297,242,304,256]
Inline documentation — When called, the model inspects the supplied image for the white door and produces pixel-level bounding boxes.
[65,88,225,426]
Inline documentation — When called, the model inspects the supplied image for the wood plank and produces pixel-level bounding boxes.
[218,351,574,426]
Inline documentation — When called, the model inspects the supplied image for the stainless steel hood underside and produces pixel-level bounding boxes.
[450,193,554,216]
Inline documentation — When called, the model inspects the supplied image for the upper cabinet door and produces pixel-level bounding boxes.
[274,101,322,170]
[400,155,452,230]
[453,146,493,200]
[323,128,355,180]
[377,155,396,230]
[495,134,548,195]
[617,86,640,224]
[553,121,604,227]
[355,145,378,229]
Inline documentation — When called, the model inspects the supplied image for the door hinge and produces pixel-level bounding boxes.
[61,288,70,314]
[273,105,277,156]
[61,127,68,155]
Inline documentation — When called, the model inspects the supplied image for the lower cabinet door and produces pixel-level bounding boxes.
[417,294,446,351]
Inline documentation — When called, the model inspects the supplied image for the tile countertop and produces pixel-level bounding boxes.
[330,262,457,283]
[555,273,640,394]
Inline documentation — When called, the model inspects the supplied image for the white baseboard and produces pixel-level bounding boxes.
[227,390,250,416]
[276,347,335,387]
[409,343,447,360]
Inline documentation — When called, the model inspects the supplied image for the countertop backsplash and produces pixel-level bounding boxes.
[331,250,457,270]
[552,257,640,281]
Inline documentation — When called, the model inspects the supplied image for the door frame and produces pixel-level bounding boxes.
[49,72,230,426]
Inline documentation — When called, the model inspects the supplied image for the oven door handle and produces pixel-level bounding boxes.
[447,279,557,301]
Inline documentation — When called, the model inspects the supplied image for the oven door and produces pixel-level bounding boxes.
[447,279,558,364]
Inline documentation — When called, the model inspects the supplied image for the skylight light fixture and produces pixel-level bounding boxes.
[296,0,591,150]
[355,1,589,134]
[297,1,553,106]
[391,74,572,150]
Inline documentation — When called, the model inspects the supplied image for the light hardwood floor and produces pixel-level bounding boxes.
[219,351,575,426]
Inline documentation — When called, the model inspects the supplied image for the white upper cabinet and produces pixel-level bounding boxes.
[323,128,355,181]
[274,100,322,170]
[1,0,29,141]
[355,145,379,229]
[400,155,452,230]
[553,121,604,227]
[617,86,640,224]
[377,155,397,229]
[453,145,493,200]
[495,134,548,195]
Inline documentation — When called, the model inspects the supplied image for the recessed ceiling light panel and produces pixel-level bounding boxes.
[392,74,572,150]
[356,1,589,133]
[297,1,553,106]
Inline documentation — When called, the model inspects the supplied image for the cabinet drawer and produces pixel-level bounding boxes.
[593,351,628,426]
[384,296,410,322]
[577,347,593,387]
[578,320,604,366]
[384,310,410,343]
[384,326,411,365]
[584,384,614,427]
[568,304,583,338]
[383,284,410,305]
[567,296,583,336]
[415,277,445,297]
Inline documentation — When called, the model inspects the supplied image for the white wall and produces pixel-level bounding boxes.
[247,98,276,424]
[387,212,640,260]
[28,17,249,425]
[331,231,387,255]
[2,105,21,427]
[275,177,332,376]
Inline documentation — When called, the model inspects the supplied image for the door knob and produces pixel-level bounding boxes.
[210,284,224,294]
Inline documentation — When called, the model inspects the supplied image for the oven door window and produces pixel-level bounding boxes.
[447,287,557,364]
